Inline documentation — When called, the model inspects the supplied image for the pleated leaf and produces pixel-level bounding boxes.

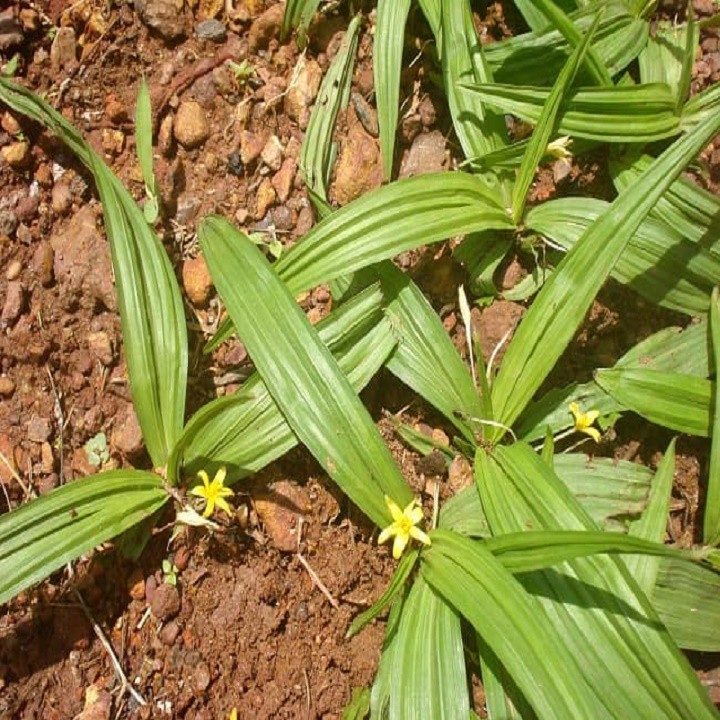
[389,575,470,720]
[513,0,578,33]
[526,196,720,315]
[379,262,482,444]
[0,79,187,470]
[169,284,397,484]
[272,172,514,295]
[491,108,720,432]
[478,442,718,719]
[281,0,321,39]
[135,76,160,223]
[485,5,648,86]
[626,440,675,594]
[422,530,599,719]
[301,15,360,207]
[706,288,720,544]
[375,0,412,180]
[462,81,681,143]
[0,471,168,605]
[595,368,713,437]
[199,217,411,527]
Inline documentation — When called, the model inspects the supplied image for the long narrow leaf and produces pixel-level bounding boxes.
[0,471,167,605]
[199,217,411,527]
[135,77,160,223]
[491,107,720,431]
[0,79,187,469]
[705,288,720,544]
[375,0,412,180]
[281,0,322,39]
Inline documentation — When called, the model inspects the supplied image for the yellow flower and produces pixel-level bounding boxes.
[378,495,431,559]
[189,467,234,517]
[229,710,237,720]
[546,135,573,160]
[569,402,601,443]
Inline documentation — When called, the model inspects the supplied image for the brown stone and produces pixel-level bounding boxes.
[272,157,296,203]
[448,455,473,494]
[50,27,77,73]
[27,416,52,443]
[261,135,283,171]
[399,131,447,178]
[1,281,25,327]
[173,101,210,149]
[87,331,114,366]
[0,376,15,396]
[1,141,30,170]
[239,130,266,165]
[128,568,146,600]
[332,124,383,205]
[5,260,21,281]
[182,255,214,307]
[285,58,323,129]
[51,181,73,215]
[254,481,309,552]
[1,112,20,136]
[198,0,224,20]
[32,241,54,286]
[248,3,283,51]
[111,403,144,457]
[255,178,276,219]
[160,620,181,645]
[150,583,181,621]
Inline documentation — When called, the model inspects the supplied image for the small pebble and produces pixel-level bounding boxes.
[195,18,226,42]
[1,141,30,169]
[0,376,15,396]
[5,260,21,281]
[160,620,181,646]
[150,582,180,621]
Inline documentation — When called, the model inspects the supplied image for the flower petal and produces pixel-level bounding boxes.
[410,525,432,547]
[585,410,600,424]
[569,402,580,420]
[583,426,602,443]
[215,497,233,516]
[385,495,404,523]
[202,497,215,517]
[218,486,235,499]
[197,470,210,488]
[378,524,396,545]
[408,504,424,525]
[189,485,207,499]
[215,467,227,485]
[393,532,409,559]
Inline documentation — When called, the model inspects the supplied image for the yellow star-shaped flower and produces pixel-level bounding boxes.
[569,402,601,443]
[189,467,234,518]
[378,495,431,559]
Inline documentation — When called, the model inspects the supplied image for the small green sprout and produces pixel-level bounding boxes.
[84,432,110,468]
[227,59,254,85]
[162,558,179,586]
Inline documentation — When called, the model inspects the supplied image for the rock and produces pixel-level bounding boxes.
[127,568,145,601]
[104,95,128,124]
[193,661,211,692]
[418,96,436,128]
[351,93,379,137]
[239,130,266,165]
[196,18,226,41]
[173,101,209,149]
[38,473,59,494]
[473,301,525,365]
[51,206,116,310]
[158,114,174,156]
[255,178,276,219]
[448,454,473,493]
[1,281,25,327]
[5,259,21,280]
[1,112,20,136]
[399,114,422,144]
[150,583,181,621]
[248,3,283,51]
[285,58,323,129]
[399,131,447,178]
[87,331,114,366]
[272,157,296,202]
[1,141,30,170]
[159,620,180,645]
[332,124,383,205]
[74,684,112,720]
[182,255,213,307]
[16,195,39,222]
[50,27,77,73]
[0,210,18,236]
[0,376,15,396]
[101,128,125,155]
[296,205,313,236]
[72,446,96,476]
[272,205,293,231]
[254,481,309,552]
[417,449,446,476]
[356,68,374,96]
[19,8,39,32]
[32,241,54,286]
[0,8,23,51]
[199,0,225,19]
[27,417,52,443]
[111,403,144,456]
[52,181,73,215]
[176,196,202,226]
[145,575,158,604]
[35,164,53,188]
[134,0,186,41]
[261,135,283,171]
[41,442,54,473]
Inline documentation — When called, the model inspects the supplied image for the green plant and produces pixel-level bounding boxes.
[2,0,720,716]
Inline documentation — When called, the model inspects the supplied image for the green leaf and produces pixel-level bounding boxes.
[199,217,411,527]
[272,172,514,295]
[526,196,720,315]
[389,575,470,720]
[169,283,397,485]
[513,0,578,33]
[610,152,720,252]
[379,262,482,444]
[301,16,361,207]
[653,558,720,651]
[480,638,536,720]
[342,688,371,720]
[455,233,512,299]
[440,0,511,200]
[485,5,648,86]
[281,0,322,39]
[422,530,598,719]
[479,442,719,719]
[417,0,441,42]
[491,106,720,432]
[706,288,720,544]
[347,548,419,639]
[0,471,168,605]
[595,368,713,437]
[0,79,188,470]
[531,0,612,86]
[462,81,681,143]
[135,76,159,223]
[626,440,675,594]
[375,0,412,180]
[511,13,599,222]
